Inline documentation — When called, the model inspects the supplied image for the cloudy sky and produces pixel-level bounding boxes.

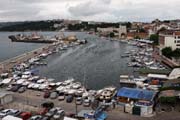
[0,0,180,22]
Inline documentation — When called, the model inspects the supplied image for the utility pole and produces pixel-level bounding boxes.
[75,99,78,115]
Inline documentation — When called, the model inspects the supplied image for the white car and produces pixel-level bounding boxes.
[53,110,65,119]
[76,97,83,105]
[83,98,91,107]
[0,109,14,118]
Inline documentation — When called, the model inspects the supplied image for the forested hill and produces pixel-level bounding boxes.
[0,20,63,31]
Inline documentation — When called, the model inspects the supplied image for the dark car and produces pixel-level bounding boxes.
[43,91,50,98]
[66,95,74,103]
[11,85,21,92]
[18,87,26,93]
[41,102,54,110]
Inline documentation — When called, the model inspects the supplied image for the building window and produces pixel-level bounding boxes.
[178,36,180,39]
[177,40,180,43]
[175,40,176,43]
[176,44,180,46]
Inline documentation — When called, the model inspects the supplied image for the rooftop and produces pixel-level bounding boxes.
[117,87,156,101]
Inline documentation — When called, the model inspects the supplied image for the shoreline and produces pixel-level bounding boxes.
[0,43,55,74]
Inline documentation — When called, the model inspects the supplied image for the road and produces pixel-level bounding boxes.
[5,90,179,120]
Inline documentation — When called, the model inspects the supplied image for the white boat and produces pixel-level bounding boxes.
[39,84,48,90]
[28,76,40,81]
[55,82,62,86]
[16,79,26,85]
[28,57,40,63]
[119,75,136,84]
[67,89,76,95]
[28,83,35,89]
[37,79,46,84]
[99,86,117,100]
[72,82,81,89]
[49,82,55,86]
[145,61,154,66]
[32,83,40,89]
[1,77,13,84]
[22,81,30,86]
[56,86,65,92]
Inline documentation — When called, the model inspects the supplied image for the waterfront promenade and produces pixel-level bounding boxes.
[0,43,56,74]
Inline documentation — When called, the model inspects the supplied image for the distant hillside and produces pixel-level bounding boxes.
[0,20,63,31]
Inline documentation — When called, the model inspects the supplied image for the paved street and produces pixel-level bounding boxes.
[4,90,179,120]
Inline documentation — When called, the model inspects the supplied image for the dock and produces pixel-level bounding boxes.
[153,53,179,68]
[0,43,57,74]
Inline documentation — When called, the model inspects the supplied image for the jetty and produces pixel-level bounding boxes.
[0,43,56,74]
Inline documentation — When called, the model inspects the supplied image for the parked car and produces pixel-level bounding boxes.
[41,102,54,110]
[66,95,74,103]
[43,91,50,98]
[45,108,57,117]
[0,109,12,118]
[28,115,42,120]
[50,92,58,99]
[58,93,65,101]
[83,98,91,107]
[53,110,65,120]
[6,85,13,91]
[41,116,49,120]
[11,85,21,92]
[19,112,32,120]
[8,109,22,117]
[76,97,83,105]
[18,87,26,93]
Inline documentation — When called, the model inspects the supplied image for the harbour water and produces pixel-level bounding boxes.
[0,32,136,89]
[0,32,45,62]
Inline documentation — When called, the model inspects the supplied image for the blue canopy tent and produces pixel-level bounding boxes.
[117,87,156,101]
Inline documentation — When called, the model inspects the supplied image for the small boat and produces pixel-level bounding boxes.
[121,54,129,58]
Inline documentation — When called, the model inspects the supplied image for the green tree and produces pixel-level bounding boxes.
[109,32,115,38]
[172,48,180,58]
[134,36,140,39]
[161,47,173,58]
[150,34,159,45]
[139,28,146,33]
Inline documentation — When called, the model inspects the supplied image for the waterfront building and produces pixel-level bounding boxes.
[159,30,180,50]
[97,25,127,39]
[126,32,148,40]
[117,87,157,116]
[118,25,127,39]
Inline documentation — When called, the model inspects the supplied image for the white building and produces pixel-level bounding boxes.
[97,25,127,39]
[159,31,180,50]
[119,25,127,38]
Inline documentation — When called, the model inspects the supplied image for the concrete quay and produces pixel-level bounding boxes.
[0,43,57,74]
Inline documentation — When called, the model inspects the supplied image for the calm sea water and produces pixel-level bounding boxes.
[0,32,46,62]
[0,32,136,89]
[37,32,136,89]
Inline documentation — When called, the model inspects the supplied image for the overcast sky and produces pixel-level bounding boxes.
[0,0,180,22]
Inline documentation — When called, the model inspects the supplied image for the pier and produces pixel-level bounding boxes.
[153,53,179,68]
[0,43,57,74]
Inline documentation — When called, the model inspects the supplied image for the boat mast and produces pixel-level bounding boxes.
[83,67,86,90]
